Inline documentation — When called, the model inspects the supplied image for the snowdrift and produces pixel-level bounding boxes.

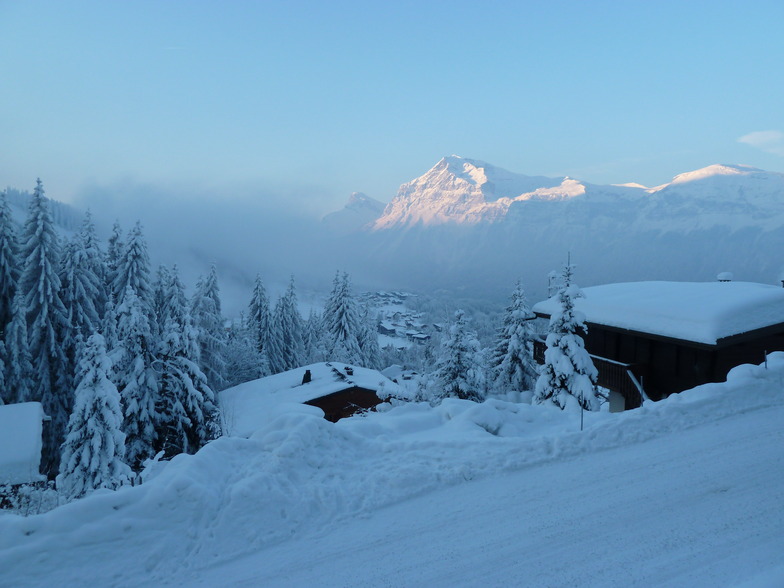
[1,355,783,585]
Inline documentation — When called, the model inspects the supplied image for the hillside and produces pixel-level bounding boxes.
[1,355,782,586]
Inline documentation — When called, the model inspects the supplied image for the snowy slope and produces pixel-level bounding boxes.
[1,355,783,586]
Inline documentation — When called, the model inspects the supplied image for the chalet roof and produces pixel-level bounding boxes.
[219,362,402,437]
[0,402,47,485]
[532,281,784,346]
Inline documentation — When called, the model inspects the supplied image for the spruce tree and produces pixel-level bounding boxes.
[112,221,153,313]
[533,264,600,410]
[302,308,323,364]
[491,281,538,394]
[3,291,33,404]
[224,316,266,388]
[357,305,381,370]
[247,274,276,372]
[321,272,363,365]
[155,268,219,457]
[57,333,131,500]
[191,265,227,390]
[106,220,124,302]
[272,276,304,372]
[18,179,70,472]
[112,285,159,471]
[59,233,103,393]
[433,309,486,402]
[0,190,20,332]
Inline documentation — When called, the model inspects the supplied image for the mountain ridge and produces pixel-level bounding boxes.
[353,156,784,230]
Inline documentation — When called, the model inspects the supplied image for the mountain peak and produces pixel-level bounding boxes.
[670,163,766,185]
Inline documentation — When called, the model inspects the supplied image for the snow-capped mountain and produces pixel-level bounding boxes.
[327,156,784,299]
[321,192,386,234]
[370,156,784,230]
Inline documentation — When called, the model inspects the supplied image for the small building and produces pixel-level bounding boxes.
[377,321,397,336]
[411,333,431,345]
[0,402,48,486]
[533,281,784,411]
[219,362,404,436]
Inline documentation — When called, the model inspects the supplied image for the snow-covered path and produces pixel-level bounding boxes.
[191,403,784,588]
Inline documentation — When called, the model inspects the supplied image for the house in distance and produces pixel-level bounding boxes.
[533,280,784,411]
[219,362,403,436]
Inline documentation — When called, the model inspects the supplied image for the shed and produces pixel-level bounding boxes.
[533,281,784,410]
[0,402,48,486]
[219,362,403,436]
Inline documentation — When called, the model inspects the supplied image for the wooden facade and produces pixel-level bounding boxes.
[534,320,784,410]
[304,386,384,422]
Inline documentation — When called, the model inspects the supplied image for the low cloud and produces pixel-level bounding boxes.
[738,130,784,157]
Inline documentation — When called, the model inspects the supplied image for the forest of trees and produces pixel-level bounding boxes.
[0,181,602,505]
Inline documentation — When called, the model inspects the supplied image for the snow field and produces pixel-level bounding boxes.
[0,354,783,586]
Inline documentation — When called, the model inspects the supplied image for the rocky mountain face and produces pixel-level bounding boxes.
[328,156,784,300]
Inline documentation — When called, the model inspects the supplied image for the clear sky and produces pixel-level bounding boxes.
[2,0,783,213]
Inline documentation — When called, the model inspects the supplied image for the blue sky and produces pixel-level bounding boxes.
[2,0,783,212]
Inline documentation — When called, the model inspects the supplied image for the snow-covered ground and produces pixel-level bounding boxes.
[1,356,783,587]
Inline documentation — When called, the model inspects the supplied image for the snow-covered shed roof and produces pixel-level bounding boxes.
[219,362,402,437]
[0,402,47,485]
[532,281,784,346]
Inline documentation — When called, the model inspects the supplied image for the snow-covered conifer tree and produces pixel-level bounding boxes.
[57,333,131,500]
[272,277,304,372]
[155,268,219,457]
[18,179,70,471]
[77,211,108,318]
[247,274,276,372]
[59,232,103,392]
[101,296,118,354]
[321,272,363,365]
[112,285,159,471]
[433,309,486,402]
[106,220,124,302]
[491,281,538,395]
[2,291,33,404]
[0,190,20,331]
[357,305,381,370]
[224,316,266,388]
[191,265,227,391]
[112,221,153,313]
[302,308,323,364]
[533,264,600,410]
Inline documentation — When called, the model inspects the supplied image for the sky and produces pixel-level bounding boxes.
[2,0,784,214]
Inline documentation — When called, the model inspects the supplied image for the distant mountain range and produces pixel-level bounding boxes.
[323,156,784,300]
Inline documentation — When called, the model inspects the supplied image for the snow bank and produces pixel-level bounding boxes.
[0,402,46,486]
[534,281,784,344]
[1,356,783,584]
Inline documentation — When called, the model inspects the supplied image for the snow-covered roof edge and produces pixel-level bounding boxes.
[532,281,784,346]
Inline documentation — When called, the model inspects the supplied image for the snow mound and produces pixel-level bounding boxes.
[1,355,783,585]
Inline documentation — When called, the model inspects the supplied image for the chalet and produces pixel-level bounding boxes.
[219,362,404,436]
[377,321,397,336]
[411,333,431,345]
[533,281,784,411]
[0,402,48,487]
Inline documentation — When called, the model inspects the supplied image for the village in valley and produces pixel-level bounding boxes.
[2,2,784,584]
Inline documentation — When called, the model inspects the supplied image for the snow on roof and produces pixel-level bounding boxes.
[219,362,402,437]
[532,281,784,345]
[0,402,46,485]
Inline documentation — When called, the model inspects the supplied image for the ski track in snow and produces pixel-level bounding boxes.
[0,357,783,587]
[196,406,784,588]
